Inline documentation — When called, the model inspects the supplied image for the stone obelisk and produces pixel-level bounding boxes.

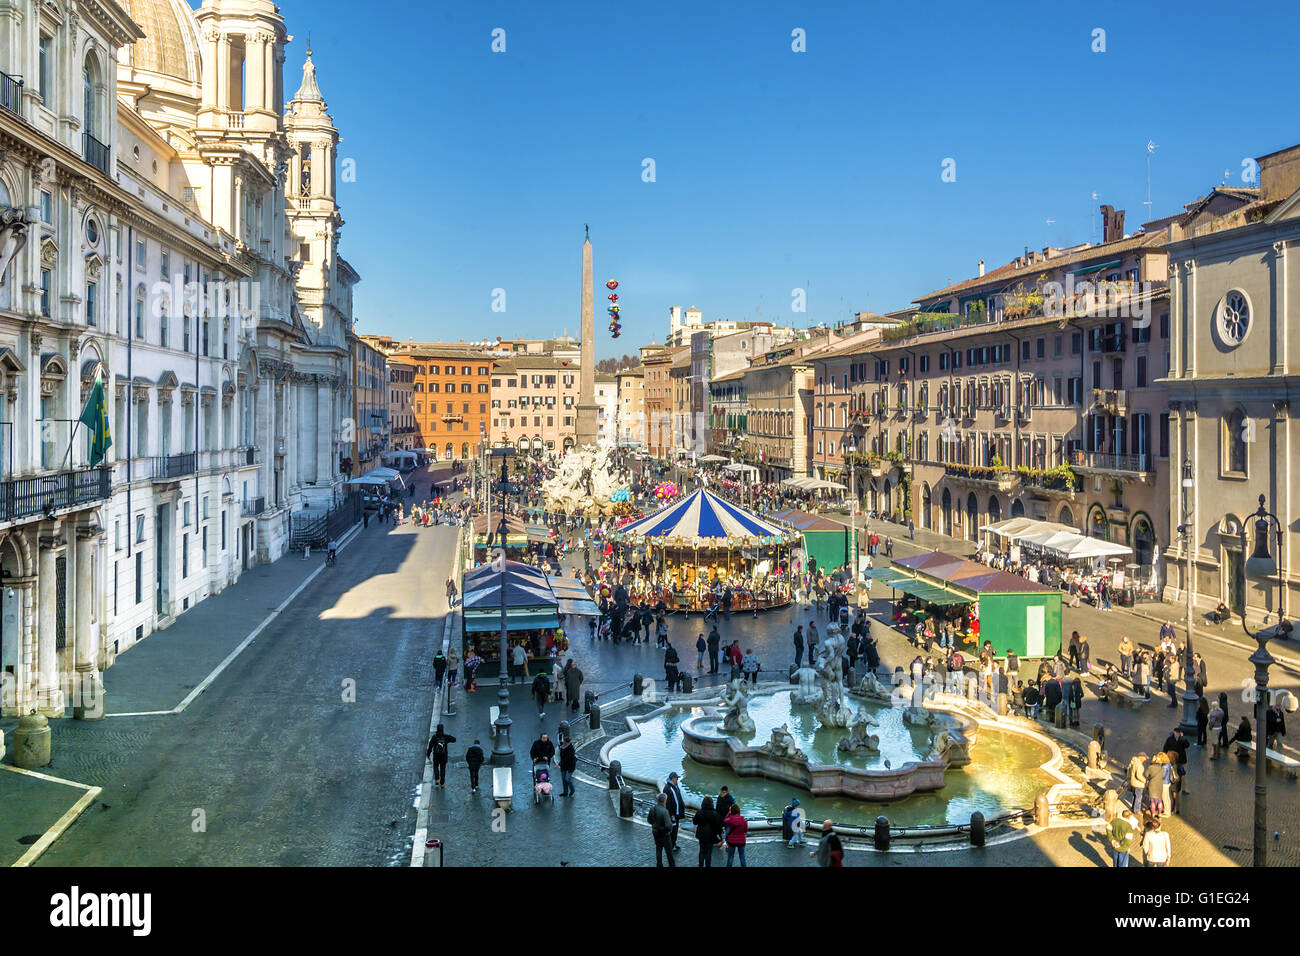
[575,228,599,448]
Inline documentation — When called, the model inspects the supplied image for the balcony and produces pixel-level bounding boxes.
[994,405,1012,424]
[244,447,258,466]
[1090,388,1128,416]
[1099,332,1126,354]
[913,403,929,420]
[943,463,1019,493]
[847,407,871,421]
[242,496,265,518]
[83,132,110,175]
[1071,449,1152,479]
[0,467,111,523]
[0,71,22,117]
[152,452,197,481]
[1016,404,1033,424]
[441,413,464,424]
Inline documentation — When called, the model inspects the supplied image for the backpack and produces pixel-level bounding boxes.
[781,806,795,838]
[431,736,448,757]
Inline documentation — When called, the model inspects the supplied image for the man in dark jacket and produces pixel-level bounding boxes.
[558,737,577,797]
[1042,677,1063,720]
[792,625,805,668]
[692,798,723,868]
[707,627,721,675]
[564,660,584,713]
[531,671,551,717]
[649,794,675,867]
[530,732,555,766]
[426,724,456,788]
[465,739,485,792]
[663,771,685,852]
[664,643,680,692]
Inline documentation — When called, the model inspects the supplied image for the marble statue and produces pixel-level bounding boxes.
[719,679,755,735]
[763,723,806,761]
[791,666,820,704]
[815,624,853,728]
[855,670,893,702]
[542,445,624,516]
[837,709,881,754]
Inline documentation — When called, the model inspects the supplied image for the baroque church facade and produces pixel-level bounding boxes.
[0,0,358,718]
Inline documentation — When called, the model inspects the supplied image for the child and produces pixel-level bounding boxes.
[783,798,807,848]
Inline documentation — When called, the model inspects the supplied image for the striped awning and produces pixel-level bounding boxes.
[616,489,789,542]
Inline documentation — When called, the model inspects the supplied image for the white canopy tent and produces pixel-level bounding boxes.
[382,450,418,462]
[724,462,759,477]
[980,516,1080,541]
[346,467,406,489]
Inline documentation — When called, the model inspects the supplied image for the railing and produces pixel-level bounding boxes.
[0,71,22,117]
[242,497,265,518]
[1099,333,1126,354]
[1072,450,1150,475]
[152,452,197,480]
[245,447,258,466]
[0,467,111,522]
[83,132,110,175]
[290,494,361,549]
[1090,388,1128,415]
[224,111,246,129]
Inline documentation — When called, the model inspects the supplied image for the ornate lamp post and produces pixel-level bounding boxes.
[490,445,517,765]
[843,435,858,575]
[1178,459,1199,735]
[1242,493,1289,867]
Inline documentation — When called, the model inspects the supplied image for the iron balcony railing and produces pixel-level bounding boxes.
[242,496,265,517]
[1073,450,1150,474]
[83,132,110,175]
[0,71,23,116]
[153,452,197,480]
[0,466,111,522]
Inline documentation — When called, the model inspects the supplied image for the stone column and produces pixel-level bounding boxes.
[576,236,598,447]
[317,379,333,487]
[36,534,63,716]
[246,34,265,112]
[73,526,104,719]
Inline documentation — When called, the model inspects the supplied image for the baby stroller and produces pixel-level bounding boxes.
[532,762,555,804]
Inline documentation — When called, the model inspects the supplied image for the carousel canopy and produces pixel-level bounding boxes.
[616,488,789,542]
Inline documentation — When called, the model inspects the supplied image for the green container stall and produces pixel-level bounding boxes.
[770,509,849,574]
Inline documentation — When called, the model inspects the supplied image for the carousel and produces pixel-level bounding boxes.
[605,489,799,612]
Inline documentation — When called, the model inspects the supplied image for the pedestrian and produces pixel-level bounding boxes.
[696,633,707,671]
[531,671,550,718]
[529,731,555,766]
[656,613,668,649]
[693,796,723,868]
[783,797,807,848]
[447,646,460,687]
[1196,695,1210,747]
[1231,715,1253,746]
[807,620,820,661]
[465,738,485,792]
[715,785,735,823]
[1108,807,1139,867]
[649,794,676,868]
[426,723,456,789]
[727,640,743,681]
[1217,691,1231,752]
[707,627,721,675]
[564,659,584,713]
[433,649,447,687]
[812,819,844,866]
[511,642,528,684]
[741,647,760,685]
[1208,698,1226,758]
[1117,636,1133,679]
[1137,652,1152,700]
[558,737,577,797]
[1078,635,1091,673]
[723,801,748,867]
[1146,753,1167,817]
[664,642,680,692]
[1142,817,1172,867]
[1127,752,1147,811]
[1067,631,1081,671]
[663,772,685,853]
[793,625,805,669]
[1266,701,1287,752]
[885,536,893,558]
[446,575,458,607]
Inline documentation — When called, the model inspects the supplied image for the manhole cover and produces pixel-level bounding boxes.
[17,834,40,845]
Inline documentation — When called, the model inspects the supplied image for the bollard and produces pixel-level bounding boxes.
[969,811,986,847]
[424,838,444,867]
[442,679,457,717]
[1103,789,1119,821]
[966,676,978,701]
[632,673,644,697]
[12,714,51,769]
[1087,739,1101,770]
[996,692,1008,716]
[873,815,890,851]
[1092,722,1106,752]
[1035,793,1050,827]
[584,690,597,714]
[588,702,601,731]
[1054,705,1067,729]
[618,786,635,817]
[607,760,622,790]
[847,667,858,688]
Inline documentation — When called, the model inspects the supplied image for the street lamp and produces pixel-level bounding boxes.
[1241,492,1290,867]
[490,445,517,765]
[1178,458,1199,735]
[843,435,858,575]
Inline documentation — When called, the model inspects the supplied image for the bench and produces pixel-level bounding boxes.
[492,767,514,809]
[1088,679,1148,710]
[1234,742,1300,779]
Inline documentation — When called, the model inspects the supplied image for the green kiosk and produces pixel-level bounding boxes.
[770,509,851,574]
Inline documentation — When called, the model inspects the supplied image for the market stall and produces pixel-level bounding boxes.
[879,551,1063,658]
[769,508,850,575]
[605,488,799,612]
[472,513,528,562]
[460,558,568,677]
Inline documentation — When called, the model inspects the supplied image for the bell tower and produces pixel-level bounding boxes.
[194,0,289,136]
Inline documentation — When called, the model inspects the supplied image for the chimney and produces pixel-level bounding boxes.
[1100,205,1125,243]
[978,259,985,277]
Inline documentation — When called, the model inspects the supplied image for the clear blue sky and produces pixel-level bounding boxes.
[279,0,1300,360]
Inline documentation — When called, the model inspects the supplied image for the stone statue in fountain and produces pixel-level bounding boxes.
[791,665,820,704]
[719,678,755,735]
[541,445,623,517]
[855,670,893,703]
[837,709,880,755]
[814,624,853,729]
[763,723,806,761]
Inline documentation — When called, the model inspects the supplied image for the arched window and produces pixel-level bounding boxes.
[988,495,1001,524]
[83,55,100,139]
[461,442,469,458]
[941,487,952,536]
[966,492,979,541]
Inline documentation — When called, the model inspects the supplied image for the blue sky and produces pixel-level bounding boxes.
[279,0,1300,359]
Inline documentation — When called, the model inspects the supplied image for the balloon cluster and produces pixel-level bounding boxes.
[611,488,632,502]
[653,481,679,499]
[606,279,621,338]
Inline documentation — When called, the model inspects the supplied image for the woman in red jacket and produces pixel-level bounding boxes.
[724,803,748,867]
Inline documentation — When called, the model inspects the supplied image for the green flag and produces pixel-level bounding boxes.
[78,372,112,467]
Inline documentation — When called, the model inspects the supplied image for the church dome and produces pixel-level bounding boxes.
[119,0,203,90]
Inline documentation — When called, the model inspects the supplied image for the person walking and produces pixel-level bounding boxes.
[693,797,723,868]
[446,575,458,607]
[433,649,448,688]
[783,797,807,848]
[1196,695,1210,747]
[663,772,685,853]
[723,802,748,867]
[812,820,844,866]
[1067,631,1081,672]
[426,724,456,789]
[649,794,676,868]
[529,732,555,767]
[1142,817,1172,867]
[793,625,805,669]
[741,648,760,685]
[1266,701,1287,752]
[1127,752,1148,811]
[465,738,485,792]
[511,642,528,685]
[531,671,550,718]
[727,640,743,681]
[558,737,577,798]
[1107,807,1139,867]
[447,646,460,687]
[1077,635,1091,673]
[1217,691,1231,753]
[564,659,584,714]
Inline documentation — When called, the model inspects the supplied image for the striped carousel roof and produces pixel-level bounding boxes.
[618,489,788,541]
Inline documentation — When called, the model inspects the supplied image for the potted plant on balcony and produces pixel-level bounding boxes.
[869,454,887,479]
[990,456,1018,492]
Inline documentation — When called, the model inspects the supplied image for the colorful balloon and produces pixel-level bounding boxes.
[605,280,619,290]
